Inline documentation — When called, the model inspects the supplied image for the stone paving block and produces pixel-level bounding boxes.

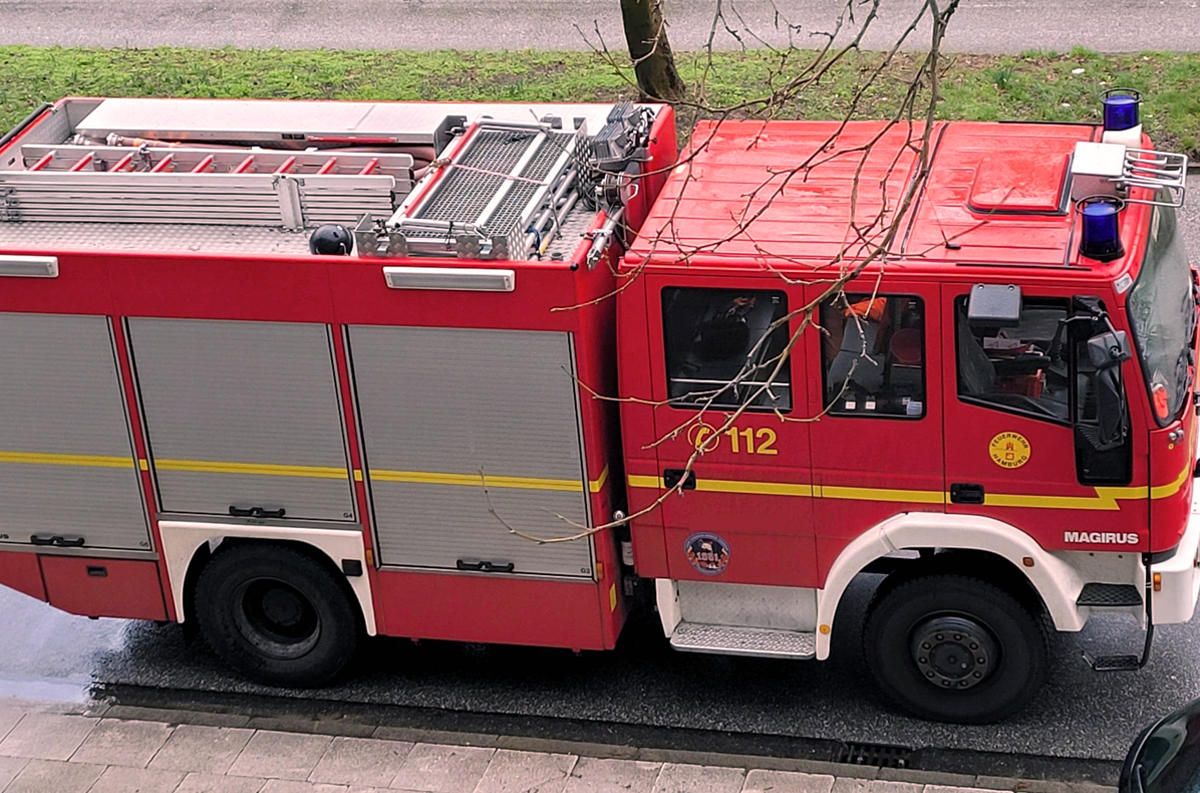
[880,771,979,787]
[260,781,350,793]
[388,742,496,793]
[0,709,23,744]
[308,736,414,787]
[652,763,745,793]
[971,777,1028,791]
[106,705,252,728]
[926,787,999,793]
[149,724,256,775]
[176,771,269,793]
[70,717,173,768]
[563,757,663,793]
[3,758,105,793]
[88,764,187,793]
[228,730,334,781]
[0,713,96,760]
[496,736,637,759]
[1069,784,1118,793]
[831,780,923,793]
[372,726,500,747]
[744,769,837,793]
[0,755,29,790]
[246,717,376,738]
[475,748,578,793]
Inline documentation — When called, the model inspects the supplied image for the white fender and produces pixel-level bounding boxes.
[158,520,376,636]
[813,513,1085,659]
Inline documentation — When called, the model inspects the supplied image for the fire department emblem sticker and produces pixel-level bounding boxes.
[989,432,1031,469]
[684,533,731,575]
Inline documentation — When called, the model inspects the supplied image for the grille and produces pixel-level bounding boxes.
[834,742,912,769]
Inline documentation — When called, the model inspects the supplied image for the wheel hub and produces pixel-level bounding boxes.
[234,578,321,660]
[910,615,998,690]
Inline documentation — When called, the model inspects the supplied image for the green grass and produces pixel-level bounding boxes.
[1,46,1197,157]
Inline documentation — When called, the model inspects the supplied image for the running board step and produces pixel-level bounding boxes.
[669,622,815,659]
[1077,583,1143,607]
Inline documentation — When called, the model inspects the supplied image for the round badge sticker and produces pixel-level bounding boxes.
[989,432,1031,469]
[684,533,731,575]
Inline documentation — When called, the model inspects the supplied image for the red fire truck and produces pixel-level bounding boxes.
[0,94,1194,723]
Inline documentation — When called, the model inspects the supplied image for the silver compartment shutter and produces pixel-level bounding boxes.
[127,319,355,521]
[348,326,594,577]
[0,313,150,551]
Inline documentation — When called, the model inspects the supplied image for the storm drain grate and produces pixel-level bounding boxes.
[834,742,913,769]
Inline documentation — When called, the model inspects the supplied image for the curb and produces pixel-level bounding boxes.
[90,686,1122,790]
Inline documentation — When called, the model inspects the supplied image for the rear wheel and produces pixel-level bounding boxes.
[195,543,360,687]
[863,574,1050,723]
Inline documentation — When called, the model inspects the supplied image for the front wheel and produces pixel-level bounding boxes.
[195,543,361,687]
[863,574,1050,723]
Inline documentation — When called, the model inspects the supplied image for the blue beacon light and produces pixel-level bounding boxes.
[1078,197,1125,262]
[1102,89,1141,132]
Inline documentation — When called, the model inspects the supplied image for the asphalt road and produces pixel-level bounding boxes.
[0,175,1196,765]
[0,0,1198,53]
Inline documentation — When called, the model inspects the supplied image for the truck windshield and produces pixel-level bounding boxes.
[1127,201,1195,427]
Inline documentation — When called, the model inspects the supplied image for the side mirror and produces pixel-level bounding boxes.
[1087,330,1132,369]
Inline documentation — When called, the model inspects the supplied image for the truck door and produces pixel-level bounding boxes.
[645,275,816,587]
[806,282,945,580]
[940,284,1148,546]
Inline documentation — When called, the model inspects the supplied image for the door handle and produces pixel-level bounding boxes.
[30,534,86,547]
[229,505,287,519]
[949,483,985,505]
[663,469,697,490]
[457,559,516,573]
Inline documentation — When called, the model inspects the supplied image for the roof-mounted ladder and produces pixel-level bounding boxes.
[0,142,415,229]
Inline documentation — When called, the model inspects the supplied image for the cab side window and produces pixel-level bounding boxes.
[662,287,792,412]
[820,294,926,418]
[955,297,1070,422]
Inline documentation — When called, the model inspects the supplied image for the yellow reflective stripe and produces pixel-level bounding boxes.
[1151,463,1192,500]
[626,474,1162,511]
[369,469,582,492]
[153,459,350,479]
[0,451,134,469]
[822,485,946,505]
[698,479,813,497]
[589,465,610,493]
[983,486,1148,511]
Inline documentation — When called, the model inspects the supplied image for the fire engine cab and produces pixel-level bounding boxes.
[0,93,1194,723]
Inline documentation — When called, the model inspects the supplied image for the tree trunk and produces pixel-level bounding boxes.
[619,0,686,102]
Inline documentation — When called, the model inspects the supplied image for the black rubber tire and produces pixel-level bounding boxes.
[194,543,360,687]
[863,573,1051,723]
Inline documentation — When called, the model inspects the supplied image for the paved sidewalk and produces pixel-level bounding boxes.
[0,698,1116,793]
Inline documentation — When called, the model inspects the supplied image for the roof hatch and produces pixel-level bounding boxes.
[968,150,1069,214]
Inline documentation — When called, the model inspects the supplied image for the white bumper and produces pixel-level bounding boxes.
[1151,487,1200,625]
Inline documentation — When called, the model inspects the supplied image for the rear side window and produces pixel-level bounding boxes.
[662,287,791,412]
[819,293,926,418]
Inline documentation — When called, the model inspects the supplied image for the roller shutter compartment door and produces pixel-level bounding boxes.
[348,326,594,578]
[0,313,150,551]
[128,319,355,522]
